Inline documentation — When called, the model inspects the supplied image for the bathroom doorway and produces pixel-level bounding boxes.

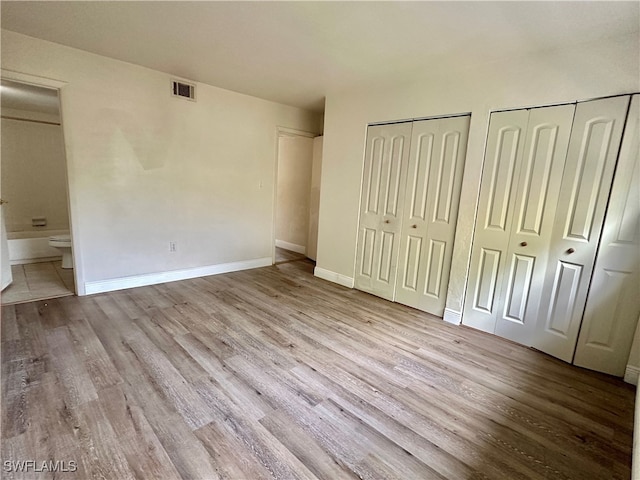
[0,78,75,304]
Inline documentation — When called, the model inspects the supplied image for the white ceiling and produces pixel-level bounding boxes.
[1,1,638,112]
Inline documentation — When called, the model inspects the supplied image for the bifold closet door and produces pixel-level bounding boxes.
[354,122,412,301]
[395,116,470,316]
[462,104,575,339]
[462,109,528,331]
[532,95,631,363]
[494,105,575,345]
[573,95,640,375]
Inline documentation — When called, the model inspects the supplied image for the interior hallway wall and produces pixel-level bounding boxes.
[275,135,314,253]
[1,30,322,294]
[306,135,323,261]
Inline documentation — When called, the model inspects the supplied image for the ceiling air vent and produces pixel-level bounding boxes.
[171,80,196,101]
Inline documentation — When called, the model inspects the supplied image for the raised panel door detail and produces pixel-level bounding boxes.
[366,136,385,214]
[473,248,501,314]
[402,236,422,291]
[355,122,412,301]
[384,136,406,217]
[565,119,615,241]
[581,269,628,348]
[467,104,575,342]
[573,94,639,376]
[409,134,434,221]
[378,231,395,283]
[462,109,529,332]
[517,124,559,235]
[424,240,446,298]
[359,228,376,278]
[544,262,582,337]
[395,115,470,316]
[486,127,521,231]
[494,104,575,347]
[614,157,639,245]
[503,254,535,323]
[533,95,629,363]
[433,131,460,224]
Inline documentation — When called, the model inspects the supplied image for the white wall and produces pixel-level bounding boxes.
[306,136,323,261]
[316,33,640,325]
[1,30,321,294]
[1,110,70,233]
[275,135,314,251]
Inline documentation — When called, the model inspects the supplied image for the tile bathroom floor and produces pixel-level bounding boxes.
[1,261,74,305]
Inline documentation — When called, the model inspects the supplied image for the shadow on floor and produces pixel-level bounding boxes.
[275,247,308,265]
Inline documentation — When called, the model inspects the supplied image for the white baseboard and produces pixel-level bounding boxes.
[624,364,640,385]
[275,239,306,255]
[84,257,272,295]
[443,308,462,325]
[314,267,354,288]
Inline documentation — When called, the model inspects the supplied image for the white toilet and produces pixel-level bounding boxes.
[49,234,73,269]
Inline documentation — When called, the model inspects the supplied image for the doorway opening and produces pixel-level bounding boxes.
[0,79,75,305]
[273,128,322,266]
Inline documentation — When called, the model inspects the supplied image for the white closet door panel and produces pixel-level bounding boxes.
[533,96,630,362]
[495,105,575,345]
[359,228,377,278]
[574,94,640,375]
[395,115,470,315]
[355,122,412,300]
[473,248,502,314]
[462,110,528,331]
[484,126,523,232]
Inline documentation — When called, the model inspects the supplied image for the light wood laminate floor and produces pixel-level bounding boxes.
[275,247,307,265]
[1,259,635,479]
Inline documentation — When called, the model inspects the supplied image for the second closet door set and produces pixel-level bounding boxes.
[354,95,638,374]
[354,115,470,316]
[463,95,636,367]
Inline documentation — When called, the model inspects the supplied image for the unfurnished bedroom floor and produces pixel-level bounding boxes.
[1,259,635,479]
[1,261,74,305]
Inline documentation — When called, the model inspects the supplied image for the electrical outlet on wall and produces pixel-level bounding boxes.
[169,241,177,252]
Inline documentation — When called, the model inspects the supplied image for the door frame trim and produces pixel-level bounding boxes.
[272,126,317,265]
[369,111,471,127]
[490,92,639,115]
